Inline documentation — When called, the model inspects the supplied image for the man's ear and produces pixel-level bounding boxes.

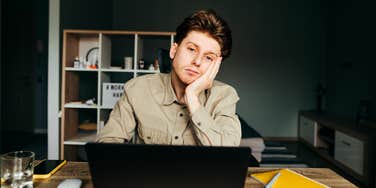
[169,43,178,59]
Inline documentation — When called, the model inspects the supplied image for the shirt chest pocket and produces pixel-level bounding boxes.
[138,126,170,144]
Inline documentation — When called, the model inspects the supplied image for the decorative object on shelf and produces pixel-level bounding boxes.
[79,57,86,68]
[86,47,99,69]
[124,57,133,70]
[73,57,80,68]
[85,98,96,105]
[67,98,96,106]
[148,64,154,70]
[153,57,159,71]
[102,83,124,108]
[138,58,145,69]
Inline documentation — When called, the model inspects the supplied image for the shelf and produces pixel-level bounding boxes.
[64,102,98,109]
[135,69,160,73]
[318,134,334,145]
[61,29,174,160]
[65,67,98,72]
[100,68,159,73]
[99,106,114,110]
[64,132,97,145]
[101,68,134,73]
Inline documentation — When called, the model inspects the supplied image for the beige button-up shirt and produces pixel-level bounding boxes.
[97,73,241,146]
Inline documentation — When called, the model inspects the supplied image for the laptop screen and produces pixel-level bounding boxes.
[85,143,256,188]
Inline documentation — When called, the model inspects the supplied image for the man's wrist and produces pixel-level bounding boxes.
[185,91,201,114]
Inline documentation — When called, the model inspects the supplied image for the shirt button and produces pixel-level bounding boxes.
[197,122,201,126]
[174,136,179,139]
[179,113,183,117]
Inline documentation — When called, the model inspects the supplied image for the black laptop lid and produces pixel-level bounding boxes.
[85,143,255,188]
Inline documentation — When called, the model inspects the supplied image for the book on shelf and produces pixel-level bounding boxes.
[252,168,329,188]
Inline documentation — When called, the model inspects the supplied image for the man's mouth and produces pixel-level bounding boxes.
[184,68,200,76]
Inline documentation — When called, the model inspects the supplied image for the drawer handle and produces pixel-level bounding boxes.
[341,140,351,146]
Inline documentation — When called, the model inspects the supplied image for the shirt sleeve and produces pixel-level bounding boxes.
[189,87,241,146]
[96,88,136,143]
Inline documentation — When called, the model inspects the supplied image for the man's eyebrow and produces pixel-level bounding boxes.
[186,42,199,48]
[204,52,219,57]
[185,42,220,57]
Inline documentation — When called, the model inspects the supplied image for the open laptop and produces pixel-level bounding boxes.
[85,143,258,188]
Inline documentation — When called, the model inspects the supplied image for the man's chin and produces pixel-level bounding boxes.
[174,72,198,85]
[181,77,197,85]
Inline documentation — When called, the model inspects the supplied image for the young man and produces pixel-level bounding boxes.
[97,9,241,146]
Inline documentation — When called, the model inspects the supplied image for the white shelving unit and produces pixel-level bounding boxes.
[64,103,98,109]
[65,67,98,72]
[61,30,175,159]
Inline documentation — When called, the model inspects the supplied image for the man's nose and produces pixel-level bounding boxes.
[192,55,202,66]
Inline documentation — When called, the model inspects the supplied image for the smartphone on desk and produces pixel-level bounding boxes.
[33,160,67,179]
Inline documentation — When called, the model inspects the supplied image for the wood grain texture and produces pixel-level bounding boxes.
[33,162,357,188]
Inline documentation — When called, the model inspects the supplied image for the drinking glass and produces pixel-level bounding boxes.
[1,151,35,188]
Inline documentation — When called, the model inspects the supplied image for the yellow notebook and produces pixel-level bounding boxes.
[252,169,329,188]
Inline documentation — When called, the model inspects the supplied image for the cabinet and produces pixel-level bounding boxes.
[299,111,375,187]
[60,30,175,160]
[299,116,318,146]
[335,131,364,175]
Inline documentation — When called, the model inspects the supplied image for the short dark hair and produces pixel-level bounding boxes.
[175,9,232,60]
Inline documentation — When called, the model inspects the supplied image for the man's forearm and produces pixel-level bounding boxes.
[185,90,201,114]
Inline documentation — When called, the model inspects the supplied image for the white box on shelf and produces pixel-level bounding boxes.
[102,83,124,108]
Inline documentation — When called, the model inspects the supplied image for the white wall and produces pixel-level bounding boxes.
[0,0,3,150]
[48,0,60,159]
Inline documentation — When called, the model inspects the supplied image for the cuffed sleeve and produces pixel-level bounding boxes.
[190,88,241,146]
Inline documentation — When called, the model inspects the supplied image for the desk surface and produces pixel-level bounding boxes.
[33,162,357,188]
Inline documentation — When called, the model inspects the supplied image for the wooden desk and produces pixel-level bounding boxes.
[33,162,357,188]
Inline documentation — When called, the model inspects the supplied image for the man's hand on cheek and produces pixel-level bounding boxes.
[184,57,222,114]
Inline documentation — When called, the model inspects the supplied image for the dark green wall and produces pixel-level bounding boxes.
[112,0,324,137]
[1,0,49,134]
[60,0,375,137]
[60,0,113,30]
[325,0,376,122]
[2,0,36,132]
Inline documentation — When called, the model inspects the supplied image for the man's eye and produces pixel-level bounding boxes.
[205,56,214,62]
[188,47,196,52]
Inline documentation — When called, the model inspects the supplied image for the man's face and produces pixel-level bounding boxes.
[170,31,221,85]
